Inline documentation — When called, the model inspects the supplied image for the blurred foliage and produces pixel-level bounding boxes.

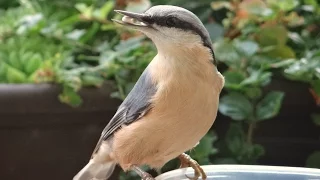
[0,0,156,107]
[0,0,320,179]
[211,0,319,166]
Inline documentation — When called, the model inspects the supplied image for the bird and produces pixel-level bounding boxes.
[73,5,225,180]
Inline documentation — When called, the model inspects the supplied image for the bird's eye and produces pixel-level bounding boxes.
[166,17,178,27]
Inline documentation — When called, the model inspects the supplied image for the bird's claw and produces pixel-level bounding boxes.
[178,153,207,180]
[131,165,155,180]
[141,173,155,180]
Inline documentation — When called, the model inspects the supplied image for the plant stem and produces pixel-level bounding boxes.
[114,75,126,100]
[77,55,100,61]
[247,122,255,144]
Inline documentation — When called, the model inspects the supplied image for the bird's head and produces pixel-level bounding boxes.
[113,5,215,64]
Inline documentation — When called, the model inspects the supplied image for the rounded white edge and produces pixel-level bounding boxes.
[155,165,320,180]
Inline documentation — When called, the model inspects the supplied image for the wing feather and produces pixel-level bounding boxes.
[92,67,157,155]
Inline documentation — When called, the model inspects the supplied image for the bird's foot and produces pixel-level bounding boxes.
[141,174,155,180]
[178,153,207,180]
[131,165,155,180]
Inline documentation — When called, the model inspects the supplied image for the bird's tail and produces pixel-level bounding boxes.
[73,160,116,180]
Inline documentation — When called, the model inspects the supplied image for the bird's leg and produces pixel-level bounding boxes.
[131,165,155,180]
[178,153,207,180]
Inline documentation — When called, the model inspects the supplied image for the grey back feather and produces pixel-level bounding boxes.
[92,67,157,155]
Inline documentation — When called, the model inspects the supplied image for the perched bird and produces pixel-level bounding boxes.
[73,5,224,180]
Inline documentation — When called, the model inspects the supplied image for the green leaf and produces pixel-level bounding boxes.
[16,13,43,34]
[234,40,259,57]
[225,123,245,154]
[223,71,246,90]
[81,74,104,87]
[24,54,42,75]
[311,50,320,58]
[58,86,83,107]
[268,59,295,69]
[263,45,296,59]
[306,151,320,168]
[284,57,319,82]
[20,52,33,64]
[240,143,265,163]
[311,114,320,126]
[288,32,305,45]
[98,1,114,19]
[250,55,282,69]
[241,24,259,36]
[101,24,117,31]
[304,0,319,7]
[219,93,254,121]
[65,29,86,41]
[0,62,8,81]
[190,132,218,164]
[115,36,144,54]
[214,39,241,67]
[256,25,288,46]
[244,87,262,100]
[6,66,27,83]
[58,15,81,28]
[58,71,82,91]
[75,3,93,18]
[224,122,266,164]
[118,56,135,63]
[79,22,100,43]
[240,70,272,87]
[256,91,285,121]
[8,51,22,70]
[99,50,117,64]
[250,144,265,159]
[204,23,224,41]
[267,0,299,11]
[285,12,305,27]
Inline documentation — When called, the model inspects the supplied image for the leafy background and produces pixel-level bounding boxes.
[0,0,319,179]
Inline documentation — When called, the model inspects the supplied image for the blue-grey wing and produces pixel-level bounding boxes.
[92,67,157,155]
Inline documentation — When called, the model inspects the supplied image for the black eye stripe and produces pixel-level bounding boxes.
[166,17,178,27]
[152,16,195,31]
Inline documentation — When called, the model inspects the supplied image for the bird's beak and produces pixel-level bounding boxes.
[112,10,151,28]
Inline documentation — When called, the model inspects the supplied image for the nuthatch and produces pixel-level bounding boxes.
[74,5,224,180]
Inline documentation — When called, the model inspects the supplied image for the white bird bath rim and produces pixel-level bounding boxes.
[155,165,320,180]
